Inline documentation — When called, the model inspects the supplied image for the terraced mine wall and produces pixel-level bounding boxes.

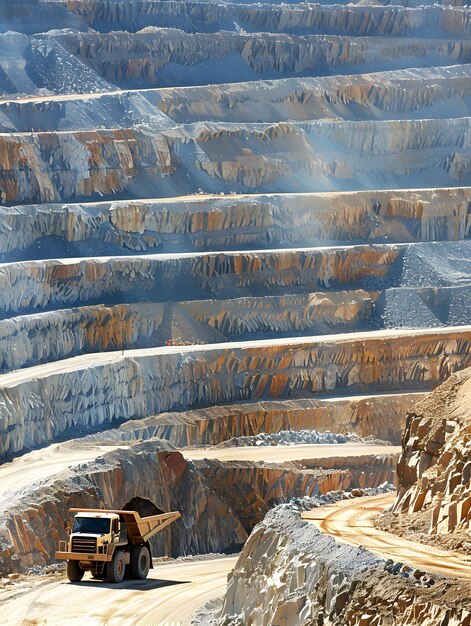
[0,441,394,574]
[298,454,398,489]
[4,283,471,373]
[5,118,471,204]
[38,30,471,89]
[205,507,471,626]
[2,239,470,318]
[84,395,421,448]
[53,1,471,37]
[1,188,470,261]
[0,245,405,315]
[8,28,471,99]
[0,295,371,372]
[1,328,471,460]
[4,66,471,133]
[7,1,471,39]
[198,454,398,534]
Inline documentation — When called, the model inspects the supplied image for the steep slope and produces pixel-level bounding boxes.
[386,367,471,544]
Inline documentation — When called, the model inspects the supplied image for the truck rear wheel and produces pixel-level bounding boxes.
[67,560,84,582]
[130,545,150,580]
[106,550,126,583]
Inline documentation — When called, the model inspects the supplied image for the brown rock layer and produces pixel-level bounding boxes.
[4,118,471,204]
[0,292,375,372]
[0,245,402,315]
[1,188,470,260]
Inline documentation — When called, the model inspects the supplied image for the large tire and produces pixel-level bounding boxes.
[130,545,150,580]
[67,560,84,582]
[106,550,126,583]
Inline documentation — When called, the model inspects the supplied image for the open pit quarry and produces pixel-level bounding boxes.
[1,0,471,624]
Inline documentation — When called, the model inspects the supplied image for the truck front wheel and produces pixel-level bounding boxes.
[130,545,150,580]
[106,550,126,583]
[67,560,84,582]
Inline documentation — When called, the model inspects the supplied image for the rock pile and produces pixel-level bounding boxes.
[217,429,370,447]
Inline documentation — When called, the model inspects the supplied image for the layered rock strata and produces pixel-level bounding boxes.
[3,27,471,98]
[393,366,471,535]
[1,188,470,261]
[1,327,470,460]
[3,65,471,132]
[5,118,471,204]
[0,293,374,372]
[4,284,471,374]
[196,454,397,535]
[2,240,471,316]
[47,1,471,38]
[0,244,403,315]
[34,30,471,91]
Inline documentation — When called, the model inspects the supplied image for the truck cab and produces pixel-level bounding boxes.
[69,512,124,556]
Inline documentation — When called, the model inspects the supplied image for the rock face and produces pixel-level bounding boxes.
[4,25,471,97]
[1,188,470,261]
[1,327,470,461]
[83,394,421,447]
[202,506,471,626]
[0,239,470,314]
[0,244,405,314]
[3,65,471,132]
[0,439,394,574]
[5,119,471,204]
[394,366,471,535]
[3,0,469,40]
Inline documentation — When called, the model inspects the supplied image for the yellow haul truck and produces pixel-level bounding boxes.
[56,508,181,583]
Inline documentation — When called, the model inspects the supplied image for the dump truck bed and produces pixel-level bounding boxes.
[69,509,181,544]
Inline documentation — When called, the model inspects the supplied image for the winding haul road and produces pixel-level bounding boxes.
[303,493,471,579]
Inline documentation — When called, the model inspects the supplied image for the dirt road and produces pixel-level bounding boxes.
[186,443,399,463]
[303,493,471,579]
[1,556,237,626]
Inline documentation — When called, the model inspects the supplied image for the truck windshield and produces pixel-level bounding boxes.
[73,517,111,535]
